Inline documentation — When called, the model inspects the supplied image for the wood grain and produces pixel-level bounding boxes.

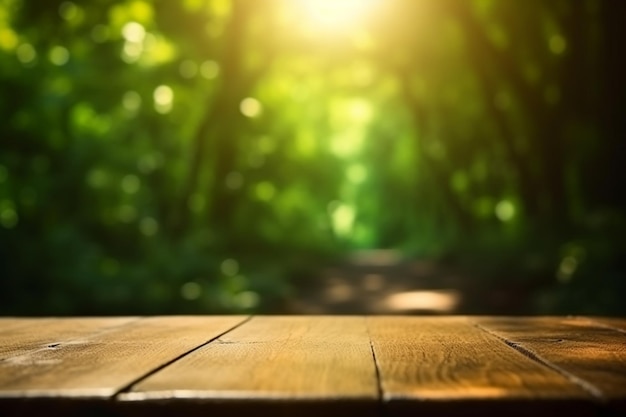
[368,316,593,416]
[476,317,626,399]
[122,316,378,416]
[2,316,625,417]
[0,317,138,360]
[0,316,247,398]
[582,316,626,333]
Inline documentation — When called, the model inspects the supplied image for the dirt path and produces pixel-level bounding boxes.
[286,250,469,314]
[285,249,545,315]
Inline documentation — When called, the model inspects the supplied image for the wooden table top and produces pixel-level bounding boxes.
[1,316,625,416]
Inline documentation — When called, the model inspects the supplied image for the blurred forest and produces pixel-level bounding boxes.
[0,0,624,316]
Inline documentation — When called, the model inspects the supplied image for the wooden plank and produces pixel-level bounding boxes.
[0,317,137,360]
[121,316,379,417]
[367,317,593,417]
[581,316,626,333]
[476,317,626,400]
[0,316,247,398]
[2,316,624,416]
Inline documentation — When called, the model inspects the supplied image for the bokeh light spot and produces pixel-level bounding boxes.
[179,59,198,79]
[153,85,173,113]
[87,168,108,188]
[348,99,372,123]
[138,153,161,174]
[329,202,356,237]
[49,46,70,66]
[347,164,367,184]
[221,259,239,277]
[258,135,276,154]
[557,256,578,283]
[225,171,244,190]
[118,204,137,223]
[234,291,260,309]
[121,174,141,194]
[16,43,36,64]
[59,2,79,21]
[139,217,159,236]
[240,97,262,118]
[0,200,18,229]
[0,28,18,50]
[181,282,202,300]
[91,25,110,43]
[495,200,516,222]
[255,181,276,201]
[122,21,146,43]
[122,91,142,112]
[188,193,205,213]
[200,60,220,79]
[549,34,567,55]
[122,41,143,63]
[451,171,469,192]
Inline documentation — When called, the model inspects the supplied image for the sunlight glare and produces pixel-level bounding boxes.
[383,290,461,313]
[296,0,379,31]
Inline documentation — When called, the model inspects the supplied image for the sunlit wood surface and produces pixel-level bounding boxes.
[1,316,625,416]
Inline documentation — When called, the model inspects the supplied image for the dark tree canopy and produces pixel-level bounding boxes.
[0,0,624,315]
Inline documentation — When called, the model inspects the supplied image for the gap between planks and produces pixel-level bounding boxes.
[0,316,251,398]
[365,319,385,409]
[4,316,621,417]
[112,316,253,399]
[472,320,606,401]
[120,316,596,404]
[122,316,379,402]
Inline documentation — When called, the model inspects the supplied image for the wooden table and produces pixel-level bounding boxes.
[1,316,625,416]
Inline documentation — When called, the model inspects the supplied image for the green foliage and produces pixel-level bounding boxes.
[0,0,624,315]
